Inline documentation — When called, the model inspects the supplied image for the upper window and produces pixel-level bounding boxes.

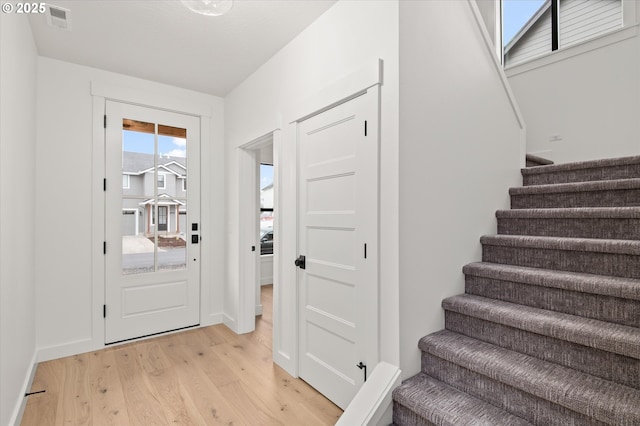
[157,173,166,190]
[182,178,187,192]
[122,174,130,189]
[503,0,622,67]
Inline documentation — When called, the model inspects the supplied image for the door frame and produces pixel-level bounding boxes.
[103,101,201,344]
[239,59,384,378]
[296,89,380,407]
[237,131,279,334]
[90,82,212,351]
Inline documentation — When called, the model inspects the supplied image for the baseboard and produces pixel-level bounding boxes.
[10,351,37,426]
[200,312,224,327]
[255,304,263,316]
[38,315,226,362]
[223,313,237,333]
[272,346,297,377]
[37,337,99,363]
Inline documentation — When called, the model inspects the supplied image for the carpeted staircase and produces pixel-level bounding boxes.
[392,155,640,425]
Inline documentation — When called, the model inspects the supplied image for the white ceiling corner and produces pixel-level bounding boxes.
[28,0,337,97]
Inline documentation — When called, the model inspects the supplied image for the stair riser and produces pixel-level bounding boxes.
[510,188,640,209]
[523,164,640,186]
[482,245,640,279]
[444,311,640,389]
[465,275,640,328]
[497,217,640,240]
[392,403,437,426]
[421,353,605,426]
[526,160,542,167]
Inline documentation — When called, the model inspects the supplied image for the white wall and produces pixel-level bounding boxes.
[35,57,225,361]
[507,28,640,163]
[399,0,523,377]
[261,255,273,285]
[224,0,400,373]
[0,14,38,426]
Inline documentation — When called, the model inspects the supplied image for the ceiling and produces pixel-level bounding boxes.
[28,0,337,97]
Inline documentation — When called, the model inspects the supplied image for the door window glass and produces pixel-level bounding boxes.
[121,119,188,274]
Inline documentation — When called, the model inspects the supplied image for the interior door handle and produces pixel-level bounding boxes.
[294,255,306,269]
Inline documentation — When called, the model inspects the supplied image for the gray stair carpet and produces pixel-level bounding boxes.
[522,155,640,185]
[525,153,554,168]
[496,207,640,240]
[393,155,640,425]
[510,178,640,209]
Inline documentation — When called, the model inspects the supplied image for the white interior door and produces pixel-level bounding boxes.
[105,101,201,344]
[297,89,379,409]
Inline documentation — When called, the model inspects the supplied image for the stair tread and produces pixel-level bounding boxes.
[521,155,640,176]
[463,262,640,301]
[394,373,533,426]
[442,294,640,359]
[480,234,640,255]
[419,330,640,425]
[496,206,640,219]
[510,178,640,195]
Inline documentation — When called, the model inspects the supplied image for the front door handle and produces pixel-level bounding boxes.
[294,255,306,269]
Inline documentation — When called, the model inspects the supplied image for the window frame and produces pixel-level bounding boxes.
[157,173,166,190]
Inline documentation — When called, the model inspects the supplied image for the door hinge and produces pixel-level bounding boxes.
[103,115,107,129]
[103,304,106,318]
[364,243,367,259]
[364,120,368,136]
[103,241,106,254]
[103,178,106,191]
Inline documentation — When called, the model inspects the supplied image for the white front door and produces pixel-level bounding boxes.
[297,89,379,409]
[105,101,201,344]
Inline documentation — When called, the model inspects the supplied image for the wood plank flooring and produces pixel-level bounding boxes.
[21,285,343,425]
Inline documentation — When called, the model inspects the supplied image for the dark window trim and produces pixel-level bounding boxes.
[551,0,559,51]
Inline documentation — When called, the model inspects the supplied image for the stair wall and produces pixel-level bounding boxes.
[393,155,640,425]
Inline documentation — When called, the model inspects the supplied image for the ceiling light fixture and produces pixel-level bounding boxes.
[180,0,233,16]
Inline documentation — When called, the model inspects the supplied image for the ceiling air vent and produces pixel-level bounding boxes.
[45,4,72,31]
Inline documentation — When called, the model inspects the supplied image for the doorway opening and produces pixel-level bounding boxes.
[238,132,277,336]
[258,159,274,317]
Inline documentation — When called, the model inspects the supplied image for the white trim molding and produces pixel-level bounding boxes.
[289,58,383,124]
[9,351,37,426]
[274,57,384,378]
[335,362,402,426]
[469,0,525,131]
[91,81,212,118]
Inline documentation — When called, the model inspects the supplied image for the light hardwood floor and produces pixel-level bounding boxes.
[21,285,343,425]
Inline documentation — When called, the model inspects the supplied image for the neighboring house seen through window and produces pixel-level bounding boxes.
[503,0,623,67]
[122,174,130,189]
